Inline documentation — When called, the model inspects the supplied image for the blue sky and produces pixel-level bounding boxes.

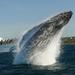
[0,0,75,38]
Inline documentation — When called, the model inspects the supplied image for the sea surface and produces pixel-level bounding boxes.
[0,44,75,75]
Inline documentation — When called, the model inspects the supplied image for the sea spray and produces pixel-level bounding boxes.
[28,28,64,65]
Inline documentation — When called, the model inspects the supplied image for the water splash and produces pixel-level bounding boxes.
[13,28,64,66]
[28,28,64,66]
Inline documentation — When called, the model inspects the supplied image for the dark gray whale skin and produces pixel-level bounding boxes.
[13,11,73,64]
[19,11,72,51]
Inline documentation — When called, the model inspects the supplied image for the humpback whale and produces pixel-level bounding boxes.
[13,11,73,66]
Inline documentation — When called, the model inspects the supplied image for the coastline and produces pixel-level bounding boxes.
[0,37,75,45]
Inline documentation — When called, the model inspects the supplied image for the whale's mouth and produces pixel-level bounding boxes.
[67,11,73,19]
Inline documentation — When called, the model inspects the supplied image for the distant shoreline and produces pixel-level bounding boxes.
[63,43,75,45]
[0,37,75,45]
[62,37,75,45]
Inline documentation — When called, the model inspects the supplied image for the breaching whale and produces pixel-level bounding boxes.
[13,11,73,66]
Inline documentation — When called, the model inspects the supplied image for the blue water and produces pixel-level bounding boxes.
[0,44,75,75]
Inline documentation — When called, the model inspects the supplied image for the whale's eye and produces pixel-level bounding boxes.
[55,26,58,28]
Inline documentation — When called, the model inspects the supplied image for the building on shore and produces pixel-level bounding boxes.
[0,38,17,45]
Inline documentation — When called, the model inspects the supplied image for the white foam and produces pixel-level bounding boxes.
[28,28,64,66]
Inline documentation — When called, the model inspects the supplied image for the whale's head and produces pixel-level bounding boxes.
[50,11,73,29]
[41,11,73,35]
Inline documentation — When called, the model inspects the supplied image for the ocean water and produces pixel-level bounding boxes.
[0,44,75,75]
